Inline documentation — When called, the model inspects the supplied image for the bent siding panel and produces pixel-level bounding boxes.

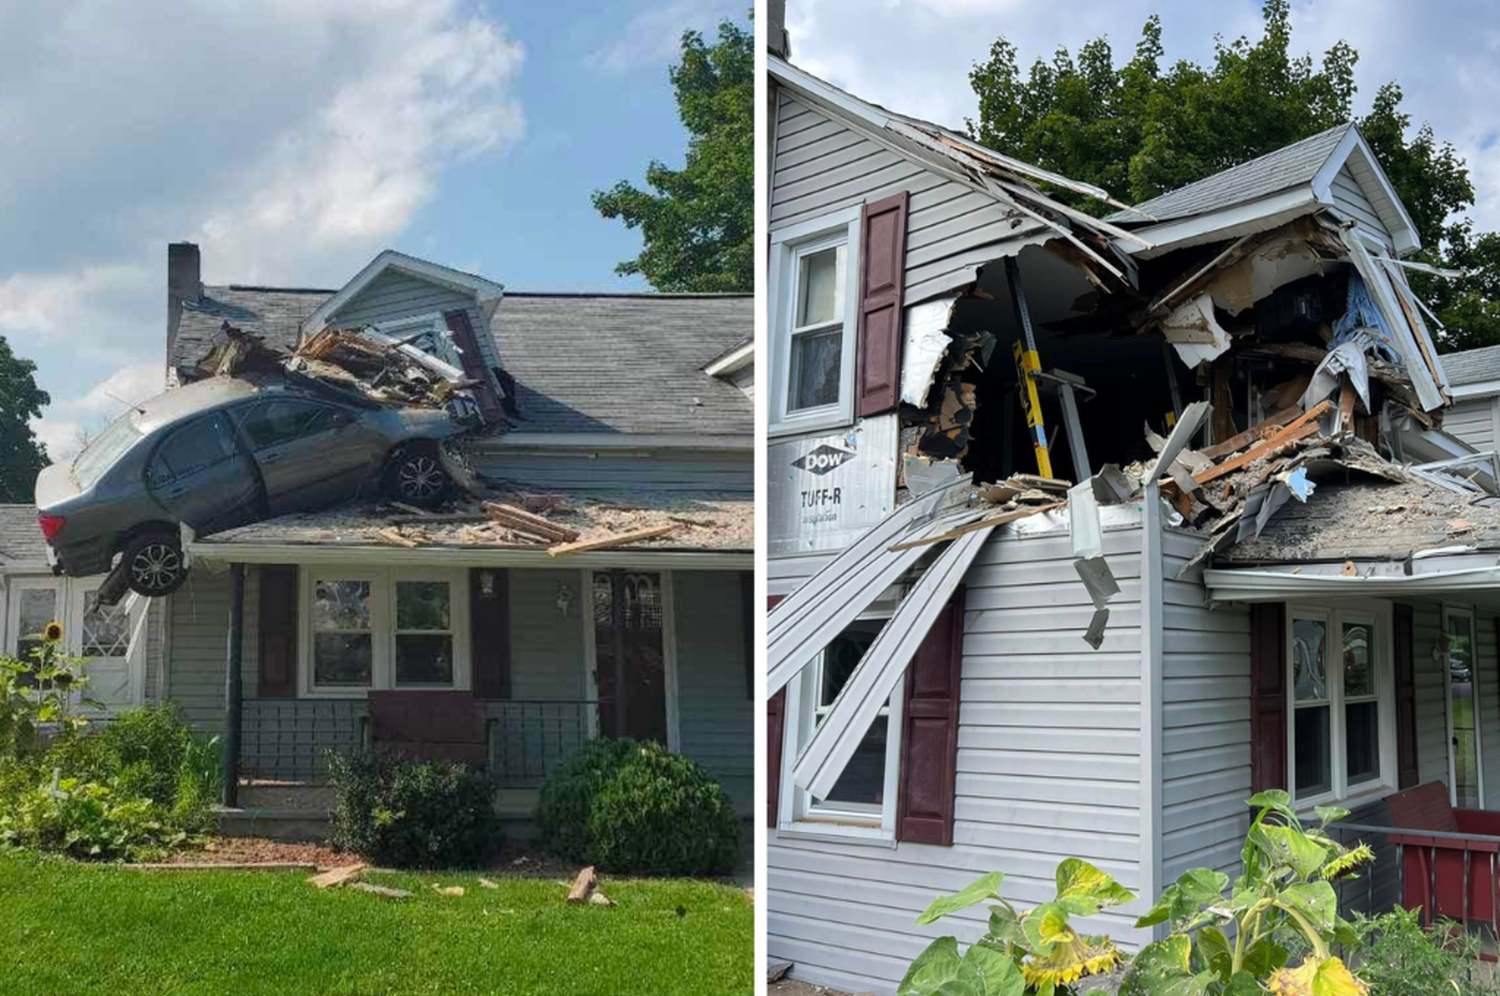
[1161,530,1251,883]
[766,524,1148,995]
[771,95,1026,304]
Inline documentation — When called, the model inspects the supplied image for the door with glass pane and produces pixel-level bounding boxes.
[1445,608,1483,809]
[7,581,60,677]
[68,581,142,713]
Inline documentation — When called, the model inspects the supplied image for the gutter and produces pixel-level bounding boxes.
[471,432,752,452]
[186,541,751,571]
[1203,562,1500,602]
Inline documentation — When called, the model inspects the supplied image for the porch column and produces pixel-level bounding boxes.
[222,563,245,808]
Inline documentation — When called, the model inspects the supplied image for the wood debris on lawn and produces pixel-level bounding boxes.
[307,863,368,889]
[588,891,615,907]
[479,878,499,890]
[348,882,413,900]
[432,885,466,897]
[566,866,597,904]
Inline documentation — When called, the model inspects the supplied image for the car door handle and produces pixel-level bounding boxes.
[161,485,189,499]
[260,451,283,465]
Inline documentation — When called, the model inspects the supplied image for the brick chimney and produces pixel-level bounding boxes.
[767,0,789,58]
[166,242,201,367]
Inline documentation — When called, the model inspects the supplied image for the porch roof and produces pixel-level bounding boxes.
[0,504,45,565]
[187,492,753,567]
[1216,478,1500,565]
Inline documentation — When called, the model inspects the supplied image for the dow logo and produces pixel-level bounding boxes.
[792,445,854,476]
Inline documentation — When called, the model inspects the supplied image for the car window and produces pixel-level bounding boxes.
[73,411,143,488]
[237,399,339,451]
[148,413,240,485]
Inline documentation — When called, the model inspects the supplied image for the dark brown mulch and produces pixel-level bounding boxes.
[164,838,583,876]
[164,837,362,870]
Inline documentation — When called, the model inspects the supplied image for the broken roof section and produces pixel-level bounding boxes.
[189,491,753,562]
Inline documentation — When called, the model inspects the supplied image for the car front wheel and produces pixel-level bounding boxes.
[386,444,452,507]
[121,531,187,597]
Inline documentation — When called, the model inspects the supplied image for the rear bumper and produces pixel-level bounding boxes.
[49,537,114,578]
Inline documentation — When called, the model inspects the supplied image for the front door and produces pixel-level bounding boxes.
[592,570,668,743]
[68,581,142,714]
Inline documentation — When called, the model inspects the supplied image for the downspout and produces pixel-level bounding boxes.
[1139,481,1165,940]
[222,563,244,808]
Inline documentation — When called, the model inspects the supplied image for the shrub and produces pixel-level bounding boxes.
[536,738,739,876]
[0,776,181,860]
[1352,907,1497,996]
[328,751,499,869]
[0,705,219,859]
[534,737,637,864]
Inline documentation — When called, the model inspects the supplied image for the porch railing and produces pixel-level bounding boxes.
[487,700,596,788]
[241,698,365,783]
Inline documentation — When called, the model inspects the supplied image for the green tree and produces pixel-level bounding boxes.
[593,18,752,293]
[968,0,1496,350]
[0,336,48,502]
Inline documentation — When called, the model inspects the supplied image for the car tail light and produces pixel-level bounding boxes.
[37,514,66,541]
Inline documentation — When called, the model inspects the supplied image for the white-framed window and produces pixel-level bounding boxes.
[779,616,903,841]
[768,207,862,437]
[1287,602,1396,807]
[300,566,469,696]
[371,312,463,370]
[1443,605,1484,809]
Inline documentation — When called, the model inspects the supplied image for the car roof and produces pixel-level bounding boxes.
[133,376,276,434]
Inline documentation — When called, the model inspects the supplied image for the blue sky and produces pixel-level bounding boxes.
[0,0,744,460]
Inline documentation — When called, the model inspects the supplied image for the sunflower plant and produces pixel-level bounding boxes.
[898,858,1135,996]
[0,622,93,758]
[1120,790,1375,996]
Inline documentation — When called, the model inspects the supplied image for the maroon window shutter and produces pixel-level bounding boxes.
[896,586,965,845]
[766,594,786,828]
[471,568,511,700]
[1395,603,1418,788]
[1249,602,1287,794]
[442,309,506,424]
[741,572,754,699]
[855,191,909,417]
[256,565,298,697]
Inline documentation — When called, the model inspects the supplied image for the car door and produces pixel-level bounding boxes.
[235,398,387,514]
[145,411,263,534]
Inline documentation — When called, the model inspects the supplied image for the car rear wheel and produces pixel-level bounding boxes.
[121,531,187,597]
[386,444,453,507]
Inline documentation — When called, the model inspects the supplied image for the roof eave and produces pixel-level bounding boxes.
[1114,186,1320,258]
[187,541,751,570]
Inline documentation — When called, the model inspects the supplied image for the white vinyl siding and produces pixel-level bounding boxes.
[766,523,1148,994]
[1443,396,1498,452]
[1330,165,1390,244]
[772,94,1036,306]
[1160,530,1252,885]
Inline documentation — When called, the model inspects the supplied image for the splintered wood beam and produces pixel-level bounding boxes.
[888,502,1065,552]
[1193,400,1332,486]
[566,866,597,904]
[546,525,676,557]
[376,528,421,548]
[1199,406,1302,460]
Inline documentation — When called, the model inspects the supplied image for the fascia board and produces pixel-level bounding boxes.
[187,542,750,571]
[1204,563,1500,602]
[473,432,752,451]
[1448,380,1500,399]
[1119,188,1318,258]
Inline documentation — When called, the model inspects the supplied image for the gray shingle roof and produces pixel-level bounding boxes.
[0,504,45,563]
[496,293,751,436]
[1107,123,1354,224]
[170,286,753,436]
[1441,344,1500,388]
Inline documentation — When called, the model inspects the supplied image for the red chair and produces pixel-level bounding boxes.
[1386,781,1500,939]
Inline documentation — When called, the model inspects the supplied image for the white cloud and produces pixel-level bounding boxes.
[588,0,740,75]
[0,0,526,465]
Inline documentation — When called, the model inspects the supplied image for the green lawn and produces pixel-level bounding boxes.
[0,852,752,995]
